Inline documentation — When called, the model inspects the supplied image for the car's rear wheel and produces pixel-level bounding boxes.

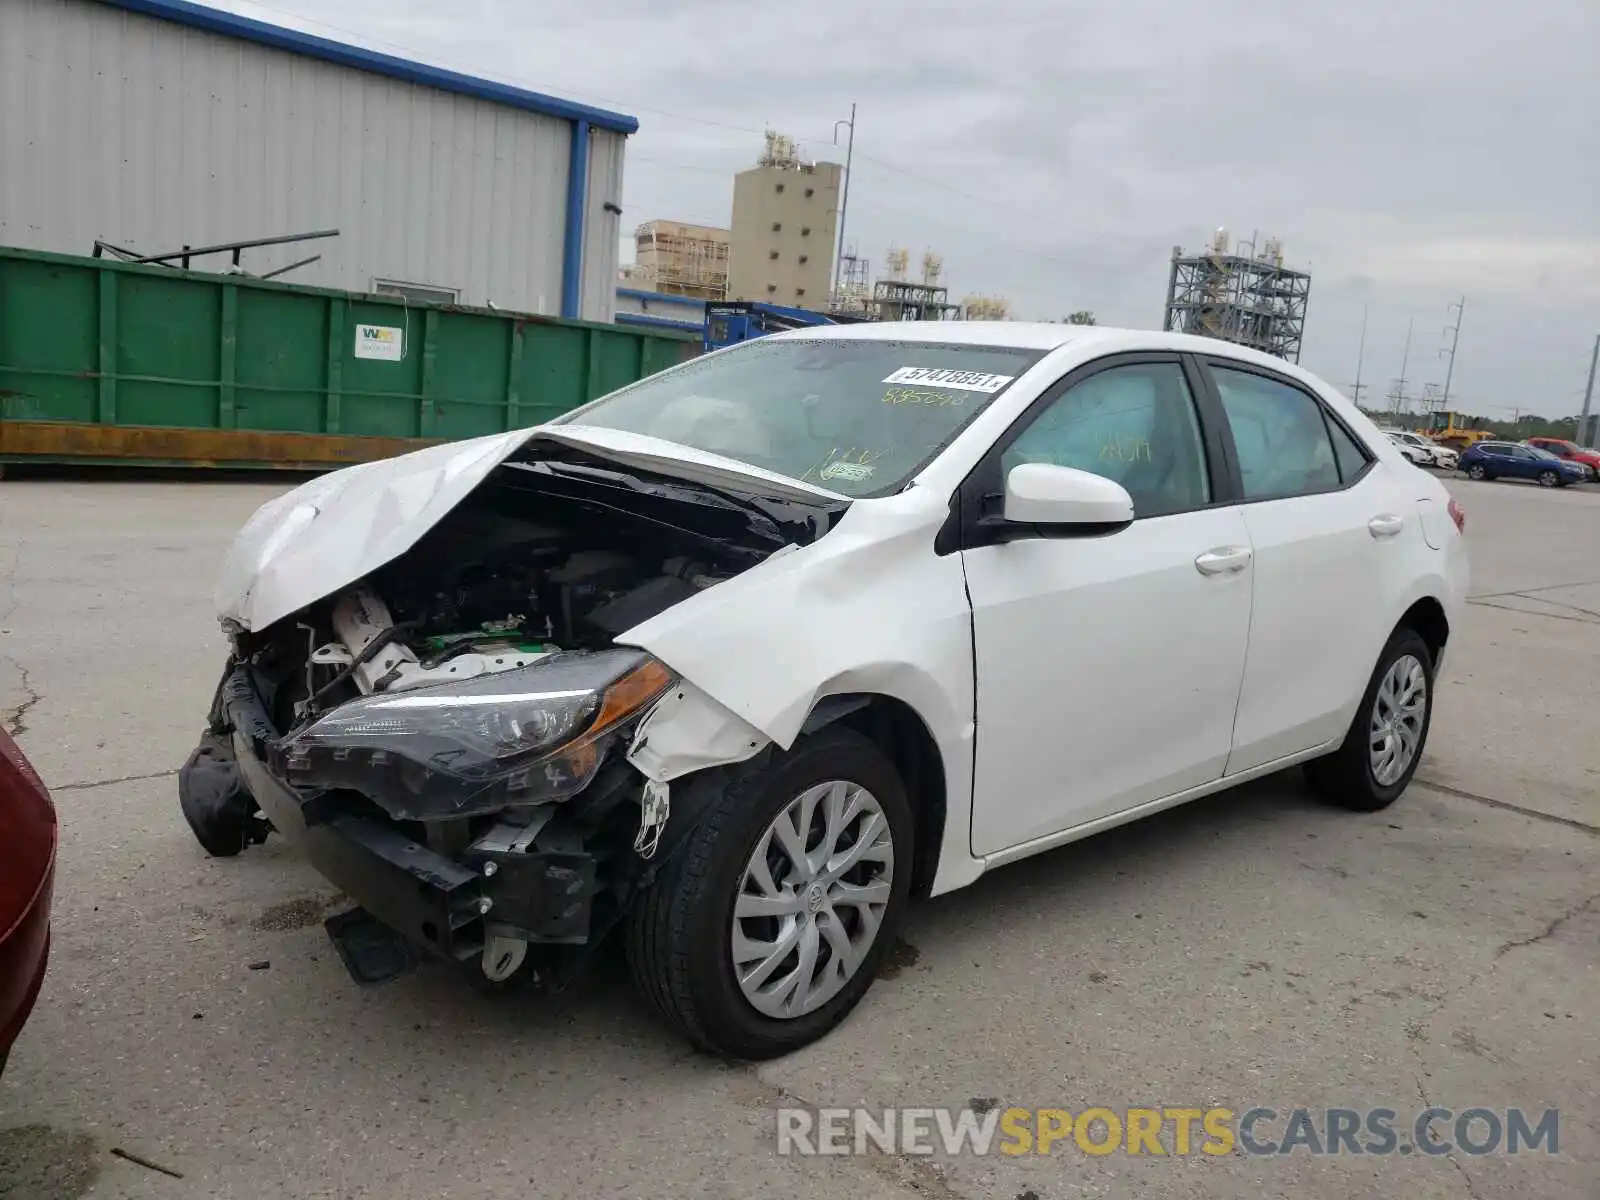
[1537,470,1560,488]
[1306,628,1434,812]
[626,727,912,1060]
[1466,464,1488,481]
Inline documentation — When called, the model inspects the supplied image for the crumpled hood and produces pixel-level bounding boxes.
[215,429,531,631]
[214,425,844,632]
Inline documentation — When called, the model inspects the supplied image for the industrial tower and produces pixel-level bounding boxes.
[1162,229,1312,362]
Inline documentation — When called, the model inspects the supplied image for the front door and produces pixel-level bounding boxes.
[961,356,1254,857]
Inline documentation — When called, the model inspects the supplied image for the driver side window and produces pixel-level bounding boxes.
[999,362,1211,518]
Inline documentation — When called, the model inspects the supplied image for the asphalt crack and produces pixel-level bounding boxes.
[2,659,41,739]
[1466,598,1599,625]
[1413,1076,1482,1200]
[0,540,38,739]
[1494,891,1600,960]
[1468,577,1600,601]
[53,767,179,793]
[1403,889,1597,1060]
[1411,776,1600,836]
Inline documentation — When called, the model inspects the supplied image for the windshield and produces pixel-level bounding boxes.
[559,338,1046,497]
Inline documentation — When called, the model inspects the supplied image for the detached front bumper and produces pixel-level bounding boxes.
[215,667,597,970]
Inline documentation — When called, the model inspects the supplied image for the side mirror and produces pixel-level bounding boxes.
[1002,463,1135,527]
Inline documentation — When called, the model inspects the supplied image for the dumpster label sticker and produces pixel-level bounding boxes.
[882,366,1014,393]
[354,324,405,361]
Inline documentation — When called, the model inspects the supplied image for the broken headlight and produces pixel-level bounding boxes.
[272,649,675,820]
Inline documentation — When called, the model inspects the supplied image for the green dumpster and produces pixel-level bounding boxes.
[0,246,699,470]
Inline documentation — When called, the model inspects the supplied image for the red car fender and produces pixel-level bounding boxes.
[0,727,57,1062]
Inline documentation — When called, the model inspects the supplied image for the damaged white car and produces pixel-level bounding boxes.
[180,323,1469,1059]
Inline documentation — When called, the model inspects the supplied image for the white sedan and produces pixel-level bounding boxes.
[180,323,1469,1059]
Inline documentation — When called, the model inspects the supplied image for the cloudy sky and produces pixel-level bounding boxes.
[220,0,1598,420]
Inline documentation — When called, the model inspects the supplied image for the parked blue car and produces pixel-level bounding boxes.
[1460,441,1589,487]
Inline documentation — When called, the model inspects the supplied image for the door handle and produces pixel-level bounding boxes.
[1368,514,1404,539]
[1195,546,1252,576]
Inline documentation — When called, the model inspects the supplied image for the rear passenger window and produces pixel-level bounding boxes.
[1326,418,1371,483]
[1212,367,1341,500]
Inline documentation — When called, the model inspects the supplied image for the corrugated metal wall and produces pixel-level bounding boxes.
[0,0,617,320]
[580,128,626,325]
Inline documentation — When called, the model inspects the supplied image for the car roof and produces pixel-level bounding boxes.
[767,321,1332,375]
[770,320,1100,351]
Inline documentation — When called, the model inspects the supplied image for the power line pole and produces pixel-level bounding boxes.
[1578,333,1600,449]
[1440,296,1464,409]
[1349,302,1369,406]
[1391,316,1414,413]
[829,103,856,308]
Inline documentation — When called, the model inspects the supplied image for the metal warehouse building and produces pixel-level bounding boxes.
[0,0,636,322]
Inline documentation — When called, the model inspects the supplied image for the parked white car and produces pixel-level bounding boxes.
[180,324,1469,1059]
[1386,430,1439,467]
[1428,442,1460,471]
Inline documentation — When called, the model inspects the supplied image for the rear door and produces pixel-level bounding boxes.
[1196,358,1418,774]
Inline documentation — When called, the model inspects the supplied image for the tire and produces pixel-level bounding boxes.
[1538,470,1560,488]
[1466,464,1487,481]
[626,726,913,1060]
[1306,628,1434,812]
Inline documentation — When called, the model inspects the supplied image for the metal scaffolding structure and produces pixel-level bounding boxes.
[830,245,873,315]
[629,220,729,301]
[961,295,1011,320]
[1162,229,1311,362]
[869,246,961,321]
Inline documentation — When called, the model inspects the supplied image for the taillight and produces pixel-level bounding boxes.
[1448,499,1466,533]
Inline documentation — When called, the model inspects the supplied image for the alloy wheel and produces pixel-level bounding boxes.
[730,780,894,1019]
[1369,654,1427,786]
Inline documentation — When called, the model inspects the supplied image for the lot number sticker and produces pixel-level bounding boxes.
[354,324,404,361]
[883,366,1014,393]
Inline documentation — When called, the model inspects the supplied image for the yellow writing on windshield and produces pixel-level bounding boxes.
[1100,436,1152,462]
[882,386,966,409]
[802,446,886,482]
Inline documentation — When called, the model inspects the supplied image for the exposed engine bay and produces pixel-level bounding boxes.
[182,441,845,990]
[263,443,836,720]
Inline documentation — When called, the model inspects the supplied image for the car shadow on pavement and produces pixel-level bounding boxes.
[231,766,1332,1067]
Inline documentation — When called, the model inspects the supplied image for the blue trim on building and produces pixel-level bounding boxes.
[561,120,590,320]
[616,287,706,309]
[614,312,703,333]
[96,0,640,134]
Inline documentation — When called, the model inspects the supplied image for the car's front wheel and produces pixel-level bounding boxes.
[1466,464,1488,480]
[1306,628,1434,812]
[1537,470,1561,487]
[626,727,912,1060]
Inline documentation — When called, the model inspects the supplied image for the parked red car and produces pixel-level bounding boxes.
[1524,437,1600,480]
[0,726,56,1075]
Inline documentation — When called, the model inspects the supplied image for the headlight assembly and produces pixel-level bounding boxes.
[273,649,675,820]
